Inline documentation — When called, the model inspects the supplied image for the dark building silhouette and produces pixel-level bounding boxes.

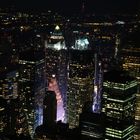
[43,90,57,127]
[79,102,105,140]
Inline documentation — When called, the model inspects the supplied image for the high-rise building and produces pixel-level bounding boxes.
[43,90,57,127]
[0,67,18,100]
[102,70,137,139]
[0,66,28,135]
[66,34,94,128]
[46,25,66,122]
[121,22,140,140]
[91,23,122,72]
[18,39,46,136]
[121,22,140,79]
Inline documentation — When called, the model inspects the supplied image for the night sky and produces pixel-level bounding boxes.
[1,0,139,14]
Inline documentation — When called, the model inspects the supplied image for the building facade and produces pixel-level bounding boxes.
[0,66,28,135]
[19,48,46,136]
[46,25,66,122]
[66,41,94,128]
[102,70,137,139]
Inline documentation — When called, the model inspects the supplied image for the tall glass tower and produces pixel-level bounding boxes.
[66,35,94,128]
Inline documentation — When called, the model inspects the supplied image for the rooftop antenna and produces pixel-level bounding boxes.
[81,0,85,13]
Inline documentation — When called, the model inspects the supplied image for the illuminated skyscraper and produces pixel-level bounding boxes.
[122,51,140,139]
[0,67,18,99]
[121,23,140,139]
[18,35,46,136]
[0,67,19,134]
[102,70,137,139]
[66,35,94,128]
[0,66,28,135]
[46,25,66,122]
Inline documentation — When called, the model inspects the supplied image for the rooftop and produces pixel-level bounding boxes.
[19,50,45,61]
[104,70,135,84]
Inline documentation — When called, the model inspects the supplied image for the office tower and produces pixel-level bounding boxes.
[0,66,28,135]
[121,22,140,139]
[46,25,66,122]
[0,66,18,99]
[79,52,104,140]
[18,35,46,136]
[0,32,29,135]
[43,90,57,127]
[66,34,94,128]
[3,98,28,136]
[92,23,121,72]
[102,70,137,139]
[0,98,20,135]
[79,102,105,140]
[122,37,140,139]
[121,22,140,80]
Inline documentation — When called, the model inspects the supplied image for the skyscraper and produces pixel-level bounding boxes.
[91,22,121,72]
[66,34,94,128]
[102,70,137,139]
[0,66,28,135]
[46,25,66,122]
[121,21,140,139]
[18,34,46,136]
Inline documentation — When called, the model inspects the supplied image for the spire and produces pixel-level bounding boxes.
[55,25,60,31]
[81,0,85,13]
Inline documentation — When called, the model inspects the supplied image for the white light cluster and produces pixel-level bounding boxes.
[116,21,125,25]
[48,41,66,50]
[72,38,89,50]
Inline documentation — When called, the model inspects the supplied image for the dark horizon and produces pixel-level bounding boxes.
[0,0,139,14]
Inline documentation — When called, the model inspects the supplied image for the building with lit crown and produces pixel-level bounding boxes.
[46,25,66,122]
[66,34,94,128]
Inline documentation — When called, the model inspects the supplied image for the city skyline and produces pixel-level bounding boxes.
[0,2,139,139]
